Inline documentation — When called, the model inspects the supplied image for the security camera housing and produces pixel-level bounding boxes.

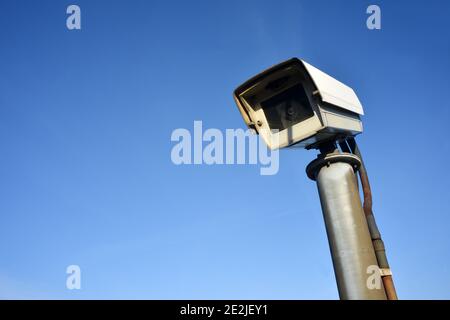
[233,58,364,149]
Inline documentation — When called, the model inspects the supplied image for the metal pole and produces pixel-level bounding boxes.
[306,148,387,300]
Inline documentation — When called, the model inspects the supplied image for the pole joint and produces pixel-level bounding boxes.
[306,152,361,181]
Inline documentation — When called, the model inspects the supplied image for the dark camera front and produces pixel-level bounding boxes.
[260,84,314,131]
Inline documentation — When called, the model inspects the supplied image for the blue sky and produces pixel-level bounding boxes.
[0,0,449,299]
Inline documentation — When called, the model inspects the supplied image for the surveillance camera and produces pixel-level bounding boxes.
[233,58,364,150]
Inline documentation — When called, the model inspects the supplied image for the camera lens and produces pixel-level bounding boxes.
[260,84,314,131]
[286,104,296,119]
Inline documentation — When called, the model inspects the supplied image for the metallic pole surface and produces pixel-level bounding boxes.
[307,152,387,300]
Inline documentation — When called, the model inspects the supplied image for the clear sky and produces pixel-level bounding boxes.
[0,0,449,299]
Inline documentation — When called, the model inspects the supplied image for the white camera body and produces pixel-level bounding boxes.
[233,58,364,149]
